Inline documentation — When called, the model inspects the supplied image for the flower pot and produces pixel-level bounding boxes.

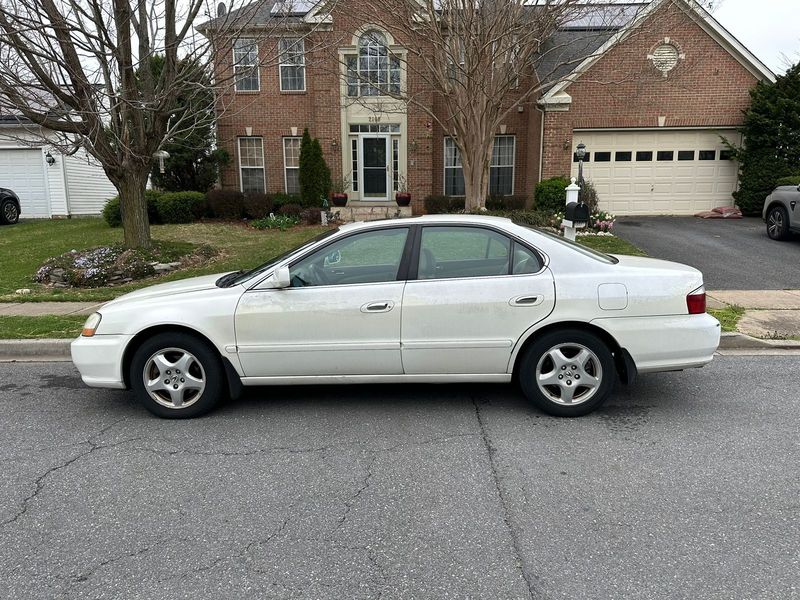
[395,192,411,207]
[331,193,348,207]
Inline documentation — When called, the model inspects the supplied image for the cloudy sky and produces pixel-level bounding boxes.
[712,0,798,74]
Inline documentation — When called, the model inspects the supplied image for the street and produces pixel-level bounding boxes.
[1,356,798,600]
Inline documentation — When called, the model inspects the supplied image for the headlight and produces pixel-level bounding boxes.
[81,313,102,337]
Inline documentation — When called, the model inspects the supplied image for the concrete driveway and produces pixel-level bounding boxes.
[613,216,800,290]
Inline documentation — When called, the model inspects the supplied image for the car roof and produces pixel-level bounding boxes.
[339,214,514,232]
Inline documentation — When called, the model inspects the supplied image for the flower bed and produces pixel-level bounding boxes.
[34,243,217,288]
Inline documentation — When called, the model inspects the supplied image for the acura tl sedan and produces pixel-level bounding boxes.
[72,215,720,418]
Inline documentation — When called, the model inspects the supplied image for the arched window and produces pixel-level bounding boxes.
[347,30,400,97]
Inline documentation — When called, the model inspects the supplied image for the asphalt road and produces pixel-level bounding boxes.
[613,216,800,290]
[1,359,798,600]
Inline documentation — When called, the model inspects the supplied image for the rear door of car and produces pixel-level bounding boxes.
[400,224,555,375]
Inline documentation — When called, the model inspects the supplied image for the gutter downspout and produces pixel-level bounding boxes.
[536,104,545,183]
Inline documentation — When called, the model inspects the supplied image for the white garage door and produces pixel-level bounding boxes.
[0,148,48,218]
[571,129,741,215]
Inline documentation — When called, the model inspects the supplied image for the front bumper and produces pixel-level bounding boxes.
[592,313,721,373]
[70,334,131,389]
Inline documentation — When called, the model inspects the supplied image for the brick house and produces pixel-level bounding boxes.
[205,0,775,217]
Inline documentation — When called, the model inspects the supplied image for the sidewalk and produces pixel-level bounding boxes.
[1,292,799,360]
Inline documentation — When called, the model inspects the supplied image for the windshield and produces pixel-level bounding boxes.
[527,226,619,264]
[220,228,339,287]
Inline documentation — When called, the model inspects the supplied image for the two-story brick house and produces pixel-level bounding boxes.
[204,0,775,217]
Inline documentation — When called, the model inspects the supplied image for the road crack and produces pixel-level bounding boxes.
[472,396,546,600]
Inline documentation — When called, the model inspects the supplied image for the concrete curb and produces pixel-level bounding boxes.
[1,334,799,363]
[0,339,72,361]
[719,332,800,350]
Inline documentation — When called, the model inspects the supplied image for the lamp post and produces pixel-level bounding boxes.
[575,142,586,185]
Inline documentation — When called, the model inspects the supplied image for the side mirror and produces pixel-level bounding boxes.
[264,265,291,289]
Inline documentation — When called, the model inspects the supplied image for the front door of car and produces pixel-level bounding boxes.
[401,225,555,374]
[235,227,411,377]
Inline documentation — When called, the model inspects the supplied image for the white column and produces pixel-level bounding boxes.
[563,178,580,241]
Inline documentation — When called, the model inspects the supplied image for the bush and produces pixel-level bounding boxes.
[206,189,244,219]
[271,192,304,208]
[278,203,303,218]
[775,175,800,187]
[481,210,553,228]
[534,176,570,213]
[155,191,206,224]
[243,192,274,219]
[485,195,528,211]
[298,129,332,208]
[423,195,464,214]
[578,180,600,213]
[300,207,322,225]
[250,214,299,231]
[102,190,163,227]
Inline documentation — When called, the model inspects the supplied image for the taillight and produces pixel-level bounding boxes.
[686,286,706,314]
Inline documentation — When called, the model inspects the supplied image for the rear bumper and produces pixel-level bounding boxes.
[70,334,130,389]
[592,313,721,373]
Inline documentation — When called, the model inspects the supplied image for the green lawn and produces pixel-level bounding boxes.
[0,315,86,339]
[708,305,745,332]
[0,219,330,302]
[577,235,647,257]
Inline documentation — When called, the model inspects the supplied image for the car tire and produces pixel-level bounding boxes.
[519,329,615,417]
[130,332,226,418]
[1,200,19,225]
[766,205,791,241]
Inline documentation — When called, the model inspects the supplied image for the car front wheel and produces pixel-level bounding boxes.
[1,200,19,225]
[519,329,615,417]
[766,205,791,241]
[130,332,226,418]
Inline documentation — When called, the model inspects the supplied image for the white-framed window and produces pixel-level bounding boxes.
[444,136,516,197]
[283,137,301,194]
[238,137,265,193]
[279,38,305,91]
[490,136,515,196]
[346,30,400,97]
[233,38,259,92]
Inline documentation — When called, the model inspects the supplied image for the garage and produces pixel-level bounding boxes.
[571,129,742,216]
[0,147,49,218]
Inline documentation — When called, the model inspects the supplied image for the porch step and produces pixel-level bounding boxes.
[333,205,412,223]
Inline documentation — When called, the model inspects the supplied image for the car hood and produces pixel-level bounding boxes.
[611,254,703,278]
[102,273,231,307]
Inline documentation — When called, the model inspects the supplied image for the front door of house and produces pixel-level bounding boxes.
[361,135,389,200]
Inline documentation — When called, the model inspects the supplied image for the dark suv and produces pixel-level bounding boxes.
[763,183,799,240]
[0,188,21,225]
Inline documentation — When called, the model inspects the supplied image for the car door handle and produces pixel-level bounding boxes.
[510,295,543,306]
[361,301,394,313]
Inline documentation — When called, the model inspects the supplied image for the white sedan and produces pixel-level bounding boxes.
[71,215,720,418]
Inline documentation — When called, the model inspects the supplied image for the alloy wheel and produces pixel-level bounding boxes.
[3,202,18,223]
[535,343,603,405]
[768,209,785,238]
[142,347,206,409]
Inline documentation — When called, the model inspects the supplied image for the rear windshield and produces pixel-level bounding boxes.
[527,227,619,264]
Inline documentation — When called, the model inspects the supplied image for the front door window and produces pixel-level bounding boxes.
[362,136,389,200]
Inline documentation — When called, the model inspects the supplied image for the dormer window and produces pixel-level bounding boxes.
[346,30,400,97]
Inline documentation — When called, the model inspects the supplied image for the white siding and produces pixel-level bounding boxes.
[47,153,69,216]
[64,150,117,215]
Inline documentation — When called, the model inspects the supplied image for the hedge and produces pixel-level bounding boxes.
[154,191,206,224]
[102,190,163,227]
[775,175,800,187]
[534,176,570,214]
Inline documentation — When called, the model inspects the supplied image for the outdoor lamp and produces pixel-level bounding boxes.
[575,142,586,161]
[45,151,55,166]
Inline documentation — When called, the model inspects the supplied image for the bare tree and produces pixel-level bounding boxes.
[0,0,320,247]
[347,0,699,210]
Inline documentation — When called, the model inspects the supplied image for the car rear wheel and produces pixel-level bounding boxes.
[519,329,615,417]
[766,205,791,241]
[130,332,226,418]
[1,200,19,225]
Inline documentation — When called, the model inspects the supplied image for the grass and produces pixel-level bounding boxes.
[0,315,85,339]
[708,305,745,332]
[577,234,647,257]
[0,219,330,302]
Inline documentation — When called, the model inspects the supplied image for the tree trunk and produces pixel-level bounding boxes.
[115,169,152,249]
[462,143,493,211]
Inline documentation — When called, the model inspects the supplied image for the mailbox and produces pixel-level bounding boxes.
[564,201,590,228]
